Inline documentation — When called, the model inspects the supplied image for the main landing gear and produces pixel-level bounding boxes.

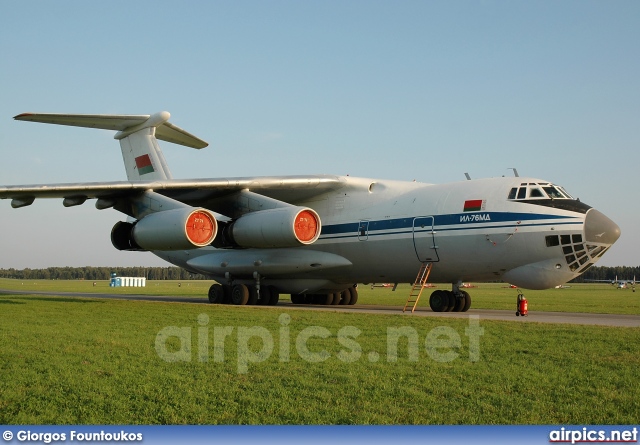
[208,283,280,306]
[428,287,471,312]
[290,286,359,306]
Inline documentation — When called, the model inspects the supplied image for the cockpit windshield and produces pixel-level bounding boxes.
[558,187,573,199]
[508,183,573,201]
[543,187,564,199]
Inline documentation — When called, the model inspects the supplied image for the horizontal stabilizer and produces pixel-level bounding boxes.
[155,121,208,149]
[14,112,208,149]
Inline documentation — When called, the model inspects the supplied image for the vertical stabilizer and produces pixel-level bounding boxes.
[115,111,174,181]
[118,126,173,180]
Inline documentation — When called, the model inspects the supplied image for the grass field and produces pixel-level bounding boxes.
[0,279,638,424]
[1,278,639,314]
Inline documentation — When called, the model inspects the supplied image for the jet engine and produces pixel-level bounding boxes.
[219,207,321,248]
[111,208,217,251]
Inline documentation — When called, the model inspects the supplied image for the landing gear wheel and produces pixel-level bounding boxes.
[258,288,272,305]
[290,294,304,304]
[247,286,259,305]
[461,290,471,312]
[453,292,466,312]
[322,293,334,305]
[443,290,456,312]
[429,290,449,312]
[331,292,341,305]
[231,284,249,305]
[268,287,280,306]
[348,287,358,305]
[339,289,352,305]
[208,284,225,304]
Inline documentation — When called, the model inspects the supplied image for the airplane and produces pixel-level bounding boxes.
[586,276,636,289]
[0,111,622,312]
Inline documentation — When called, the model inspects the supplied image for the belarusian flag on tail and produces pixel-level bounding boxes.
[135,154,155,175]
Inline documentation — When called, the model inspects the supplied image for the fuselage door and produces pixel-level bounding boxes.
[358,220,370,240]
[413,216,439,262]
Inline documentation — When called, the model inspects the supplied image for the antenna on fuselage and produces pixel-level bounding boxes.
[464,173,471,180]
[508,168,519,177]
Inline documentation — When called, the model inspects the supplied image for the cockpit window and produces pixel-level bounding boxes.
[558,187,573,199]
[529,188,544,198]
[508,182,575,202]
[543,187,564,199]
[507,182,589,212]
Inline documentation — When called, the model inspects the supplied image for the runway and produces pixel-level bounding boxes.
[1,288,639,328]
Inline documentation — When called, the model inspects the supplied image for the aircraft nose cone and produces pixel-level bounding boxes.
[584,209,621,245]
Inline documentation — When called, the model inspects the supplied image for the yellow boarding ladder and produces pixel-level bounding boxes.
[403,262,433,313]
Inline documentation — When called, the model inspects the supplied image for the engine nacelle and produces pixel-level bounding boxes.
[111,208,217,251]
[227,207,321,248]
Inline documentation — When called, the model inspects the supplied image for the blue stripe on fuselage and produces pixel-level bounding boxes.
[319,211,580,239]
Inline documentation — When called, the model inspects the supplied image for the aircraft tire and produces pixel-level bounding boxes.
[443,291,456,312]
[348,287,358,305]
[339,289,351,305]
[331,292,341,305]
[247,286,259,305]
[429,290,448,312]
[268,286,279,305]
[290,294,303,304]
[208,284,225,304]
[461,291,471,312]
[453,292,466,312]
[258,287,272,305]
[231,284,249,305]
[322,293,334,305]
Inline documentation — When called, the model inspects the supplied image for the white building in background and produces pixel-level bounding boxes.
[109,273,146,287]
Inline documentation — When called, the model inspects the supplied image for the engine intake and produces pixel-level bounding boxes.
[224,207,321,248]
[111,208,217,251]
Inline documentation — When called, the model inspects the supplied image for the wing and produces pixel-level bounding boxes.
[0,175,346,213]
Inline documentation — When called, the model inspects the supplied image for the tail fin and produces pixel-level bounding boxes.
[14,111,208,181]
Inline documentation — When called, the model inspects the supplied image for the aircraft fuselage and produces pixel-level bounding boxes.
[160,175,619,294]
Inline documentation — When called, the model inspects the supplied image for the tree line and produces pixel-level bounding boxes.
[0,267,206,281]
[569,265,640,283]
[0,265,637,282]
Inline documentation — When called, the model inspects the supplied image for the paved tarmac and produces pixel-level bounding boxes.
[1,288,638,327]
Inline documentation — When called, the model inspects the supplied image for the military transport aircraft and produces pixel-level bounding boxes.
[0,111,621,311]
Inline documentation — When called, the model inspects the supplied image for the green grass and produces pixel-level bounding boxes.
[0,292,638,424]
[363,283,640,315]
[2,278,638,314]
[0,278,211,296]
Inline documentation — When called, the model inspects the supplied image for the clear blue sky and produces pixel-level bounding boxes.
[0,1,638,269]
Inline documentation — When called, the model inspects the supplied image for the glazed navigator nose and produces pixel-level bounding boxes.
[584,208,621,246]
